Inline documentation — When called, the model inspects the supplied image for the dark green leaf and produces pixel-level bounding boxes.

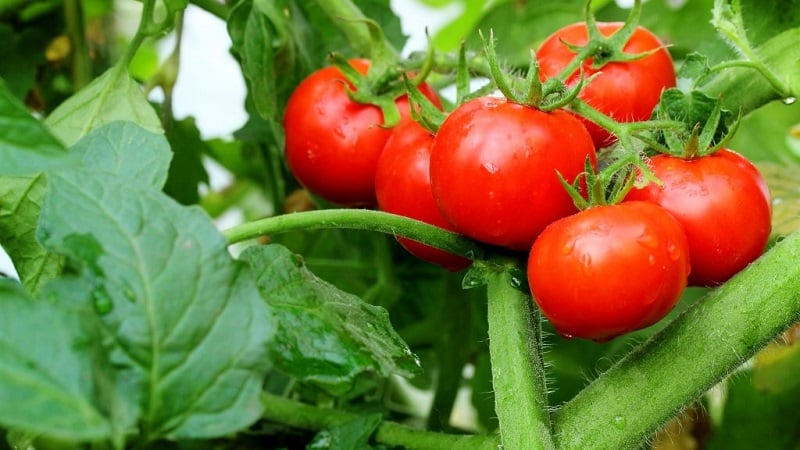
[163,117,210,204]
[240,244,420,396]
[37,170,274,440]
[0,279,120,441]
[0,24,48,100]
[0,80,70,176]
[44,66,162,147]
[307,414,382,450]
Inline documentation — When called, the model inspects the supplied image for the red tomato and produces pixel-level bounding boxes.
[283,59,442,207]
[624,149,771,286]
[375,119,472,271]
[537,22,676,148]
[429,96,595,251]
[527,201,691,342]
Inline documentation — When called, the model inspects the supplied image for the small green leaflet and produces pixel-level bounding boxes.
[240,244,420,396]
[307,414,383,450]
[44,65,163,147]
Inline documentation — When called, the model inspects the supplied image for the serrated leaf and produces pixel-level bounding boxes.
[0,80,70,176]
[44,66,162,147]
[307,414,383,450]
[163,116,210,205]
[0,279,117,440]
[37,170,273,440]
[71,121,172,190]
[240,244,420,396]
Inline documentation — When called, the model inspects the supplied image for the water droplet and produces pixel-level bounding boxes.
[94,295,113,315]
[612,415,627,429]
[333,126,346,138]
[637,232,659,249]
[648,254,657,266]
[482,162,499,174]
[783,97,796,105]
[558,331,574,340]
[462,270,486,289]
[580,252,592,269]
[666,242,682,261]
[561,240,576,255]
[509,275,523,288]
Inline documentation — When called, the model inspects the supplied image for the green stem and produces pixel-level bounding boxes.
[553,231,800,450]
[222,209,487,259]
[189,0,228,20]
[119,0,157,68]
[64,0,92,90]
[261,392,499,450]
[485,262,555,450]
[314,0,397,57]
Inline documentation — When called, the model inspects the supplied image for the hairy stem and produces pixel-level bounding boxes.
[261,392,499,450]
[222,209,487,259]
[553,231,800,449]
[485,262,555,450]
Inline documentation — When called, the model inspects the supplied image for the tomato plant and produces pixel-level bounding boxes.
[537,22,676,148]
[527,201,691,341]
[429,96,595,250]
[283,59,441,207]
[2,0,800,449]
[375,118,471,271]
[625,149,772,286]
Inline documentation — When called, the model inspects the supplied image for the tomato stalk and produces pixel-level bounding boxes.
[552,231,800,450]
[484,261,555,450]
[221,209,487,259]
[260,392,500,449]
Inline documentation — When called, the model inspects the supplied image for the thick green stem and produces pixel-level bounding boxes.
[261,392,499,450]
[64,0,91,90]
[485,263,555,450]
[221,209,486,259]
[553,232,800,450]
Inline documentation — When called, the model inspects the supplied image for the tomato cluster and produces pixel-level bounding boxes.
[283,21,771,341]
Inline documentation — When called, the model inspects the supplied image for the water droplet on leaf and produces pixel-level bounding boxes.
[613,415,627,429]
[783,97,796,105]
[94,295,113,315]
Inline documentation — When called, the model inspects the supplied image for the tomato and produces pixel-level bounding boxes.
[624,149,771,286]
[527,201,691,342]
[429,96,595,251]
[283,59,442,207]
[537,22,676,148]
[375,119,472,271]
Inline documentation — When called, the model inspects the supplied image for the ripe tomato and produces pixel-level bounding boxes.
[527,201,691,342]
[429,96,595,251]
[283,59,442,207]
[537,22,676,148]
[375,119,472,271]
[624,149,771,286]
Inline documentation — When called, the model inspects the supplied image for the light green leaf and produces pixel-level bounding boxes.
[240,244,420,396]
[70,121,172,190]
[44,66,162,147]
[37,170,273,440]
[0,80,70,176]
[0,279,115,440]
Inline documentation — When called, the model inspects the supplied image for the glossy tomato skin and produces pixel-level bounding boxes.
[537,23,676,148]
[283,59,441,207]
[430,96,595,251]
[375,119,472,271]
[624,149,771,286]
[527,201,691,342]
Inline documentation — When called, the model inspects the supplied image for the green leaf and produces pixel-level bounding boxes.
[0,174,63,294]
[37,170,274,440]
[757,162,800,237]
[0,122,172,294]
[0,279,117,441]
[0,80,70,176]
[0,24,48,100]
[164,117,210,204]
[44,66,163,147]
[307,414,383,450]
[240,244,420,396]
[71,121,172,190]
